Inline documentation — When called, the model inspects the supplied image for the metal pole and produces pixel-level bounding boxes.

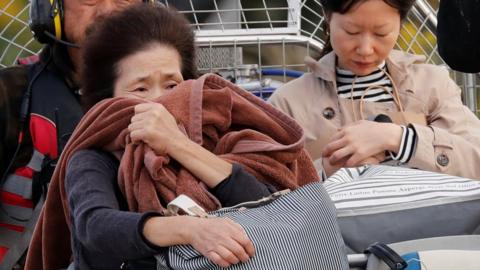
[463,74,477,113]
[414,0,438,26]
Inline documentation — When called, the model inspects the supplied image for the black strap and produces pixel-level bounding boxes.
[31,155,57,205]
[121,257,157,270]
[365,242,407,270]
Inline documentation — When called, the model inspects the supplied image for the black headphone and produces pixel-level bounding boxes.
[29,0,155,46]
[29,0,64,45]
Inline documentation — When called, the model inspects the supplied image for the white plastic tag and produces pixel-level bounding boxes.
[167,194,209,218]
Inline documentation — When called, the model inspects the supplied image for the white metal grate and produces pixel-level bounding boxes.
[0,0,42,67]
[0,0,478,113]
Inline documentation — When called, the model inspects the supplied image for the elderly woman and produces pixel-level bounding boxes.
[72,4,271,270]
[269,0,480,179]
[25,3,318,270]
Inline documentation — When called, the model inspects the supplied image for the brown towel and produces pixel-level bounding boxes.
[25,74,319,269]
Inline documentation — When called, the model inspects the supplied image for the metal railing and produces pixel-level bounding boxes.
[1,0,478,113]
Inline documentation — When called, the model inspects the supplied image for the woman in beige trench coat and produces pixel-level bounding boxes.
[269,0,480,180]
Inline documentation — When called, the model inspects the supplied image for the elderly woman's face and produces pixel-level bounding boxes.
[328,0,401,75]
[113,44,184,100]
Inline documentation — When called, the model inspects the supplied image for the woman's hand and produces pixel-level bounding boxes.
[128,103,187,155]
[143,216,254,268]
[129,102,232,188]
[188,218,255,268]
[322,120,403,168]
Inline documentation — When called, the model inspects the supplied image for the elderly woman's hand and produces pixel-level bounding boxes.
[129,103,233,188]
[143,216,254,268]
[322,120,402,168]
[188,217,255,268]
[128,103,187,155]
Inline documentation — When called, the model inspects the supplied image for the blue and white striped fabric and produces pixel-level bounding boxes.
[325,165,480,253]
[325,165,480,210]
[156,182,349,270]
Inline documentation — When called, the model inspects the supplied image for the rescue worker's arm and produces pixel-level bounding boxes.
[0,66,29,176]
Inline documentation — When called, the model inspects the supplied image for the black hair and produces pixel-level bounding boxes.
[319,0,415,57]
[81,3,197,110]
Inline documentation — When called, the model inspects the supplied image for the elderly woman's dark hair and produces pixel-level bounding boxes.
[81,3,197,110]
[319,0,416,57]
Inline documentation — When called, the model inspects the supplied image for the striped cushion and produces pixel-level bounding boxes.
[325,165,480,209]
[156,182,349,270]
[325,165,480,253]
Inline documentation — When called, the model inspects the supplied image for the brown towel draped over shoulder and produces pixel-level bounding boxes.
[25,74,319,270]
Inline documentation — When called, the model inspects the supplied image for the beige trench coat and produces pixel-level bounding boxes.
[269,50,480,179]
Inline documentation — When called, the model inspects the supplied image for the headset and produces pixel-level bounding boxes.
[29,0,155,47]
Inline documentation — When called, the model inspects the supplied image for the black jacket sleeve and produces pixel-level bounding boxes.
[211,164,276,207]
[65,149,164,261]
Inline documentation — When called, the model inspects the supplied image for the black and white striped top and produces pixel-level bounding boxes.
[336,62,395,102]
[335,63,417,163]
